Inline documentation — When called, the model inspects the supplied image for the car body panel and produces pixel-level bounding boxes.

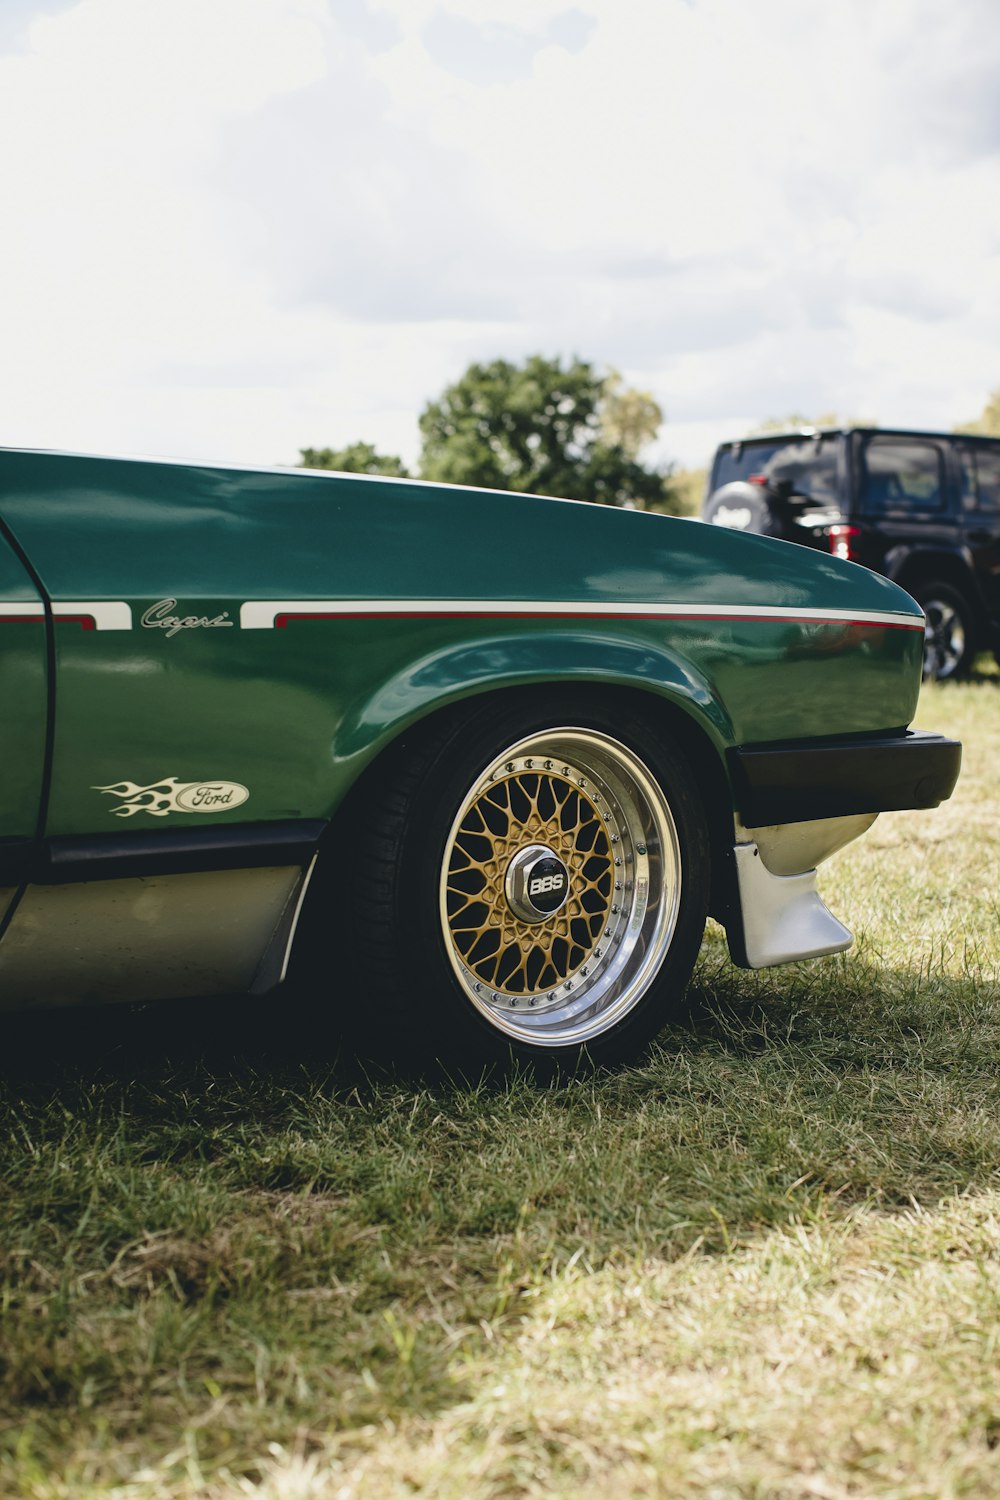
[0,450,923,842]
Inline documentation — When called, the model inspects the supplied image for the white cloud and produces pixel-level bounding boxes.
[1,0,999,474]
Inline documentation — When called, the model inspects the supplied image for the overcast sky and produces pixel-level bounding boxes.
[2,0,999,473]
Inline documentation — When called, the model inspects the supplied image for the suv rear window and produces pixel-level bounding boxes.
[713,442,785,488]
[712,437,840,503]
[860,439,945,516]
[960,446,1000,513]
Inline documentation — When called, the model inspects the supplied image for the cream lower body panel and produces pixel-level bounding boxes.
[0,864,308,1010]
[728,813,878,969]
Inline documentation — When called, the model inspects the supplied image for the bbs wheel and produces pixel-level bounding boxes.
[348,691,710,1072]
[913,580,976,680]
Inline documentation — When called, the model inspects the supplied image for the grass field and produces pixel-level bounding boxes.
[2,667,998,1498]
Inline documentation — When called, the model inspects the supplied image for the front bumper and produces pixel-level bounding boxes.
[728,729,962,827]
[721,729,962,969]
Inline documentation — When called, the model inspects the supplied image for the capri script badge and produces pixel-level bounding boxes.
[141,599,234,637]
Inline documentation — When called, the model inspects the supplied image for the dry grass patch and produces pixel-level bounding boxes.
[246,1195,1000,1500]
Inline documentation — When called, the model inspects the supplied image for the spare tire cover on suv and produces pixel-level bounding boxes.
[703,481,780,536]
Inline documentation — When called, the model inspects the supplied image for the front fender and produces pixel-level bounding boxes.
[332,628,736,772]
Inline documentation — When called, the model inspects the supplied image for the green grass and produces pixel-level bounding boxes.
[2,667,999,1497]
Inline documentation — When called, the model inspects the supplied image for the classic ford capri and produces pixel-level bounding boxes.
[0,449,961,1067]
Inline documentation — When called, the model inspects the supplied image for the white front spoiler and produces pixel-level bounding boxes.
[727,813,876,969]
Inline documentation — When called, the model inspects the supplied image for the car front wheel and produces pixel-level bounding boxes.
[348,693,710,1072]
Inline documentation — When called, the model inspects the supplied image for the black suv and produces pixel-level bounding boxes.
[702,427,1000,679]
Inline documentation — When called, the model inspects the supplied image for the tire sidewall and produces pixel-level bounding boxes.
[913,580,976,680]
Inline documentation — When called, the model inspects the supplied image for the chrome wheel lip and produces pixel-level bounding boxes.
[922,599,965,679]
[439,727,682,1048]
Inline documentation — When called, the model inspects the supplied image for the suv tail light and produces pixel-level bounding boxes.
[828,524,861,561]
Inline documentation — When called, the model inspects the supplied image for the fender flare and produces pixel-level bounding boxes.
[883,543,988,632]
[331,628,736,772]
[883,541,977,588]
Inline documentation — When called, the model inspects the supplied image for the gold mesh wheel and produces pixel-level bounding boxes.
[439,728,683,1047]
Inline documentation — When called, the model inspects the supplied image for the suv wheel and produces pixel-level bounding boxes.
[912,580,976,680]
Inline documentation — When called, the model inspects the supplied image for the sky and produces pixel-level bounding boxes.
[1,0,999,474]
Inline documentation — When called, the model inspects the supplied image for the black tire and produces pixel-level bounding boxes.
[334,691,710,1074]
[702,480,781,537]
[912,580,977,680]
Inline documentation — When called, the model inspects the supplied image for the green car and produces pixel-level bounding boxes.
[0,449,961,1068]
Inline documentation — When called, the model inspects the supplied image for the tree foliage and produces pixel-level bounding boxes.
[749,412,877,435]
[418,355,671,508]
[955,388,1000,437]
[299,442,409,477]
[298,356,680,509]
[670,466,708,517]
[599,369,663,457]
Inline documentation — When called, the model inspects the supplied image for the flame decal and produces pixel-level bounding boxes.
[94,778,191,816]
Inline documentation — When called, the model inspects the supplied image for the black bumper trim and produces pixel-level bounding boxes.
[729,730,962,826]
[29,819,328,885]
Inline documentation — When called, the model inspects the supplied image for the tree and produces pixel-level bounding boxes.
[670,466,708,517]
[599,368,663,457]
[418,355,672,509]
[298,442,409,477]
[749,413,818,435]
[748,412,877,435]
[955,388,1000,437]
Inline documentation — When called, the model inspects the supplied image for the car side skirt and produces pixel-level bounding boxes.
[0,822,324,1011]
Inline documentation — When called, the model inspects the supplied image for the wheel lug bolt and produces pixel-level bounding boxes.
[614,856,622,866]
[505,762,514,772]
[637,844,646,855]
[615,881,622,890]
[611,905,620,914]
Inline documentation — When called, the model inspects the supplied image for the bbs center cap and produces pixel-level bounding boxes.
[504,844,570,923]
